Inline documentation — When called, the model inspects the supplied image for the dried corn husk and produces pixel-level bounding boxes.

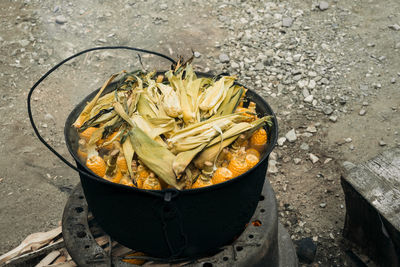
[182,65,205,122]
[205,117,268,148]
[100,129,122,148]
[129,128,182,189]
[147,117,176,136]
[169,113,241,141]
[213,86,244,118]
[168,71,196,124]
[113,102,182,189]
[127,91,140,116]
[121,137,135,180]
[168,116,236,153]
[79,108,116,132]
[193,117,270,168]
[136,93,159,119]
[128,115,174,144]
[157,83,182,118]
[172,143,208,178]
[89,91,115,116]
[87,115,119,146]
[199,76,236,118]
[73,71,124,128]
[194,136,239,169]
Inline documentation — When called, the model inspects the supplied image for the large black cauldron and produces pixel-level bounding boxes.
[64,76,278,259]
[28,47,278,259]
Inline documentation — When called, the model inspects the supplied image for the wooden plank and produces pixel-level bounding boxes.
[3,240,64,267]
[344,147,400,232]
[35,250,60,267]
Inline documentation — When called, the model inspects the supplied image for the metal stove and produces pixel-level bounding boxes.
[62,180,297,267]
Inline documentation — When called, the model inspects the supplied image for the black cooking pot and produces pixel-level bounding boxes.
[28,46,278,260]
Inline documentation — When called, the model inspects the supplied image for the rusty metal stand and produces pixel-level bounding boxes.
[62,180,297,267]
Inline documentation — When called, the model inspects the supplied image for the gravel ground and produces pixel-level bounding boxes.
[0,0,399,266]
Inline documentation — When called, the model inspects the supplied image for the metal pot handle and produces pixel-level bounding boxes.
[27,46,176,197]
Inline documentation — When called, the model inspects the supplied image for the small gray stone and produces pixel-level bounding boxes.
[389,24,400,31]
[304,95,314,103]
[345,138,352,143]
[298,80,308,89]
[55,15,67,24]
[306,126,317,133]
[44,113,54,121]
[268,159,278,174]
[323,106,333,115]
[308,79,316,89]
[309,153,319,163]
[265,49,274,57]
[396,42,400,49]
[342,161,356,171]
[359,109,367,116]
[295,237,317,264]
[321,43,330,50]
[320,77,329,85]
[318,1,329,11]
[302,88,310,98]
[19,39,30,47]
[391,78,396,84]
[255,62,264,70]
[302,132,313,138]
[160,3,168,10]
[230,61,239,69]
[319,203,327,208]
[308,71,317,77]
[293,54,302,62]
[219,53,230,63]
[294,158,301,165]
[379,140,387,146]
[374,83,382,89]
[339,96,347,105]
[285,129,297,143]
[282,17,294,27]
[193,51,201,58]
[277,137,287,146]
[293,74,302,81]
[300,143,310,151]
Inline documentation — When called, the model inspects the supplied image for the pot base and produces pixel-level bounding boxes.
[62,182,297,266]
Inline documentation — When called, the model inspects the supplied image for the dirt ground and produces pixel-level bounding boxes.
[0,0,399,266]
